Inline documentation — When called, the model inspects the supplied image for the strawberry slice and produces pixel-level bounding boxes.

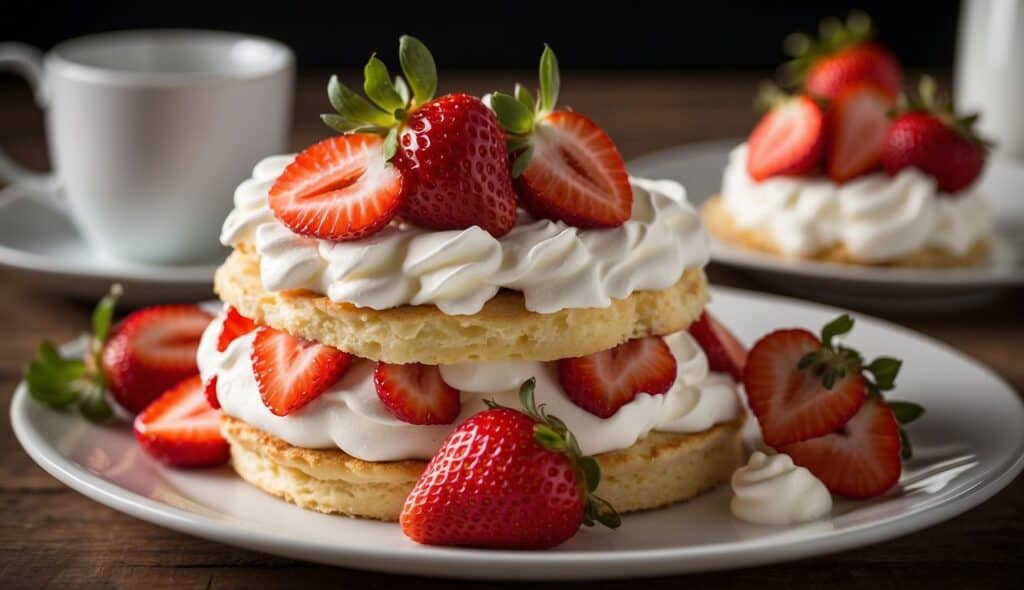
[204,377,220,410]
[374,362,461,425]
[515,111,632,228]
[101,304,213,414]
[558,336,677,419]
[688,312,747,381]
[781,397,902,498]
[250,326,352,416]
[268,134,403,241]
[826,83,893,182]
[746,95,826,181]
[205,307,259,409]
[744,328,866,447]
[133,375,229,468]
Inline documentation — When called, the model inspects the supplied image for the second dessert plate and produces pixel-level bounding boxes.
[628,140,1024,309]
[11,287,1024,580]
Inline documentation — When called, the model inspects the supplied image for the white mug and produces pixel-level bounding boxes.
[955,0,1024,161]
[0,30,294,264]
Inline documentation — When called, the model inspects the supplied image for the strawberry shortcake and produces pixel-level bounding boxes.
[197,38,749,542]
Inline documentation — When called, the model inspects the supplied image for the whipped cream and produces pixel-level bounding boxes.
[730,451,832,525]
[198,311,741,461]
[222,155,709,315]
[720,144,992,261]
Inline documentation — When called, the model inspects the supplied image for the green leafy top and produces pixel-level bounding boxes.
[893,76,991,150]
[780,11,874,89]
[485,44,561,177]
[797,314,924,459]
[321,35,438,161]
[484,378,621,529]
[25,284,122,423]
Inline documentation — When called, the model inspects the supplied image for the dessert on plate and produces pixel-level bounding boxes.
[703,14,993,268]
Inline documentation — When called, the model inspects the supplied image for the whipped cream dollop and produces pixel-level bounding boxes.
[222,155,710,315]
[730,451,832,525]
[198,312,740,461]
[721,144,992,261]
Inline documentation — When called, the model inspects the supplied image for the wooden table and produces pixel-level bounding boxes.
[2,72,1022,589]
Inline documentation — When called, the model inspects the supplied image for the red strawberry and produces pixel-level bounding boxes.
[400,379,619,549]
[395,94,518,237]
[746,95,826,181]
[688,312,747,381]
[373,362,460,425]
[218,307,257,352]
[781,397,902,498]
[204,377,220,410]
[881,108,987,193]
[558,337,677,419]
[826,83,893,182]
[806,44,902,102]
[101,304,213,414]
[133,375,229,468]
[268,134,403,241]
[744,328,865,448]
[250,326,352,416]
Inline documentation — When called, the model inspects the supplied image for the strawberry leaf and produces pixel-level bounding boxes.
[578,456,601,492]
[398,35,437,106]
[538,44,560,115]
[514,83,536,114]
[79,382,113,423]
[889,400,925,424]
[383,128,399,161]
[899,427,913,460]
[866,357,902,391]
[91,283,121,344]
[393,75,411,105]
[821,314,854,348]
[327,75,394,128]
[511,145,535,178]
[489,92,533,136]
[363,56,406,114]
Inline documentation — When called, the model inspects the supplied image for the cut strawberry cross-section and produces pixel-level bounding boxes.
[688,311,748,381]
[250,326,352,416]
[133,375,229,468]
[746,93,826,181]
[826,82,893,182]
[374,362,461,425]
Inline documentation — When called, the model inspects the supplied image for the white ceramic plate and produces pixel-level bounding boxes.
[0,196,222,305]
[629,140,1024,309]
[11,287,1024,580]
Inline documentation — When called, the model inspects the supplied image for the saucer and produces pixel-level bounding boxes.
[0,195,223,305]
[628,139,1024,310]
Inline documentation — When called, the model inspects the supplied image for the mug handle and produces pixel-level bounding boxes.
[0,43,62,210]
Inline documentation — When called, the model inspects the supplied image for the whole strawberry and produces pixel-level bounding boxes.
[782,12,902,101]
[400,379,620,549]
[881,77,989,194]
[313,36,517,238]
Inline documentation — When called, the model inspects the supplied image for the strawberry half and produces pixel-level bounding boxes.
[400,379,619,549]
[101,304,213,414]
[558,336,677,419]
[746,94,825,181]
[373,362,460,425]
[205,307,258,409]
[826,83,893,182]
[133,375,229,468]
[268,134,403,241]
[688,311,747,381]
[489,46,632,229]
[250,326,352,416]
[781,397,902,498]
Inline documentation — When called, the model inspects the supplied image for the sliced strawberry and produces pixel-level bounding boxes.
[558,336,677,419]
[688,312,747,381]
[744,328,866,447]
[746,95,826,181]
[218,307,257,352]
[250,326,352,416]
[515,111,632,228]
[101,304,213,414]
[374,362,460,425]
[133,375,229,468]
[826,83,893,182]
[268,134,403,241]
[204,376,220,410]
[781,397,901,498]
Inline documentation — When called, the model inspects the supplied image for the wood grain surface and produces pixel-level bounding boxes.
[1,71,1022,589]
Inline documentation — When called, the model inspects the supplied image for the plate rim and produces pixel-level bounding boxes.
[10,286,1024,580]
[0,241,220,284]
[628,141,1024,287]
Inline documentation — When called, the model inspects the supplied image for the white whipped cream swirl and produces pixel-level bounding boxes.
[730,451,832,525]
[198,311,740,462]
[721,144,992,261]
[222,155,709,315]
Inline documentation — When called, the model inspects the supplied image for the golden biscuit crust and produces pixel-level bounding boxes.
[702,195,990,268]
[215,248,709,364]
[222,415,745,521]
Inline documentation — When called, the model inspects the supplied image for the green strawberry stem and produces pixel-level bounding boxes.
[484,378,621,529]
[25,284,121,423]
[320,35,438,160]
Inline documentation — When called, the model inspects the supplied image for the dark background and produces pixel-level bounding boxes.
[1,1,961,71]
